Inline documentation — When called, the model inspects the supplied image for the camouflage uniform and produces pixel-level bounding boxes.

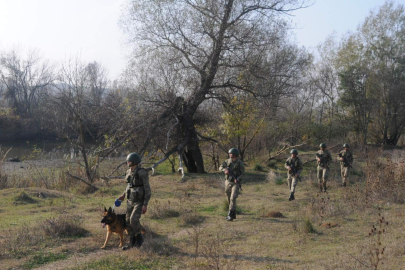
[338,149,353,185]
[316,149,332,191]
[219,158,245,212]
[125,167,151,237]
[285,156,303,193]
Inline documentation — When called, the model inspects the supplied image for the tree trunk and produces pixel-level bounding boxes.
[182,121,205,173]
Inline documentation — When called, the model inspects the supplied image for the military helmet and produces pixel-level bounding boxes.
[343,143,349,148]
[228,148,240,156]
[126,152,141,165]
[319,143,326,148]
[290,149,298,155]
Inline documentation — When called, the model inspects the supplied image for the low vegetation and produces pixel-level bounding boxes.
[0,146,405,269]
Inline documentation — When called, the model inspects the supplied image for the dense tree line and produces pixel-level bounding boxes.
[0,0,404,176]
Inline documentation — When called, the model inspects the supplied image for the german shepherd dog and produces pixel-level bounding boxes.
[100,207,128,249]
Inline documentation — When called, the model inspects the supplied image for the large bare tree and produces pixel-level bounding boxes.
[120,0,310,172]
[0,49,54,118]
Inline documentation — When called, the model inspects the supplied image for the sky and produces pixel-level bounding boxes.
[0,0,404,81]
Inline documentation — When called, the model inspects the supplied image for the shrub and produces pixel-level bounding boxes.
[303,218,316,234]
[13,192,37,205]
[41,215,88,238]
[141,225,178,256]
[149,200,180,219]
[254,163,264,171]
[179,209,205,226]
[267,170,284,185]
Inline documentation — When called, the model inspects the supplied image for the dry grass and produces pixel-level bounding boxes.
[1,147,405,269]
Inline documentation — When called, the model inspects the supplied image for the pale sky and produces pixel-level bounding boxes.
[0,0,404,81]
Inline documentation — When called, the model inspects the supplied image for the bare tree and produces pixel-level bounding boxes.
[49,58,110,189]
[0,48,54,118]
[120,0,311,173]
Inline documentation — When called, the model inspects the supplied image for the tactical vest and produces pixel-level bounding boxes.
[225,159,243,179]
[286,157,300,168]
[126,168,146,187]
[126,168,146,203]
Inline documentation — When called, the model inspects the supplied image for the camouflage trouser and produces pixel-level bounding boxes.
[317,166,328,188]
[287,173,298,192]
[225,180,239,211]
[341,165,350,184]
[126,200,143,236]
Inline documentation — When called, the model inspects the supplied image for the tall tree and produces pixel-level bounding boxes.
[337,1,405,145]
[121,0,310,172]
[49,58,109,188]
[0,49,54,118]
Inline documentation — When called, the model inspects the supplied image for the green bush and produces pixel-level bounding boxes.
[254,163,264,171]
[303,218,316,234]
[274,177,284,185]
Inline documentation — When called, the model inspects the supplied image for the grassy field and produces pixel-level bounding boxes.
[0,149,405,269]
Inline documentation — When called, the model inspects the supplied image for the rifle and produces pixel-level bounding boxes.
[339,153,352,168]
[316,153,329,169]
[227,167,242,190]
[290,161,301,182]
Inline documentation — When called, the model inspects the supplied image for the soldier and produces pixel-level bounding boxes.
[284,149,303,201]
[219,148,245,221]
[118,153,151,250]
[316,143,332,192]
[338,143,353,187]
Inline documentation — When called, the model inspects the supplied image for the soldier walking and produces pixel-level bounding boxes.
[316,143,332,192]
[219,148,245,221]
[285,149,303,201]
[118,153,151,250]
[338,143,353,187]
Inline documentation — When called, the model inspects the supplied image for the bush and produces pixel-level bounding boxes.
[41,215,88,238]
[267,170,284,185]
[303,218,316,234]
[179,209,205,226]
[149,200,180,219]
[141,225,178,256]
[254,163,264,171]
[13,191,37,205]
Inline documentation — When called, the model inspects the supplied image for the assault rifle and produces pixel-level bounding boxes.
[227,167,242,190]
[339,153,352,168]
[316,153,329,169]
[290,161,301,182]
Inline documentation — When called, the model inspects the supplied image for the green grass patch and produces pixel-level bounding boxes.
[23,252,68,269]
[73,255,177,270]
[274,177,284,185]
[200,205,217,213]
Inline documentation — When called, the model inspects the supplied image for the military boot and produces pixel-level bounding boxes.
[134,233,144,248]
[323,184,327,193]
[342,182,347,187]
[289,192,295,201]
[319,183,323,192]
[231,210,236,220]
[122,235,136,250]
[226,210,234,221]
